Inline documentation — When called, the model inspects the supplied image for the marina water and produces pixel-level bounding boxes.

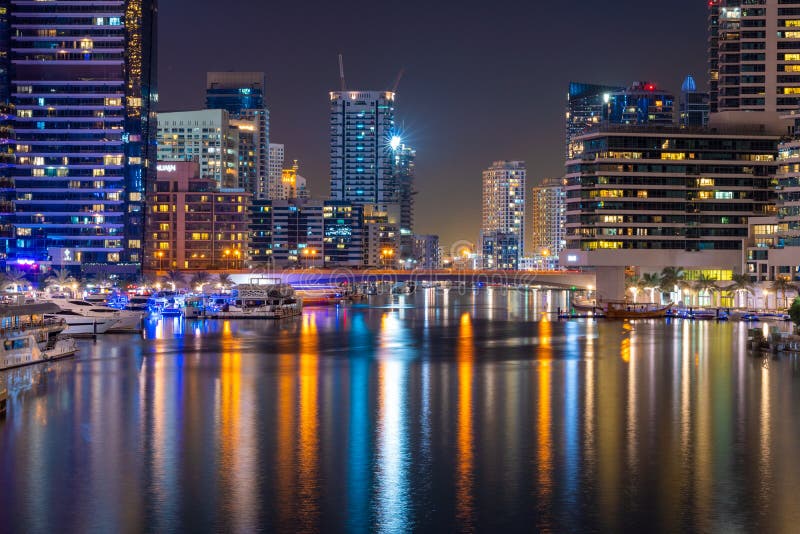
[1,289,799,531]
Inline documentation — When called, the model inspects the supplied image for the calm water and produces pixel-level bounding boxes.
[2,289,800,533]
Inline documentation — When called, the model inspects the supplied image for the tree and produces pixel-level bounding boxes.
[217,273,233,291]
[641,272,662,303]
[45,269,76,295]
[625,275,642,303]
[659,266,688,303]
[789,297,800,330]
[728,273,754,309]
[693,274,719,307]
[771,275,795,309]
[1,268,28,291]
[161,270,185,290]
[189,271,212,292]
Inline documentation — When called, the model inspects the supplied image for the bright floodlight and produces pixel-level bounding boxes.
[390,135,402,150]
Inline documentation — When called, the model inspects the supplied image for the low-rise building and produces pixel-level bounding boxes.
[248,199,363,268]
[412,235,440,270]
[145,161,250,271]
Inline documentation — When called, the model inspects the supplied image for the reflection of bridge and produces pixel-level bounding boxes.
[226,270,596,290]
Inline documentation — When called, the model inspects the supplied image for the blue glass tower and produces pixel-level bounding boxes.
[5,0,157,276]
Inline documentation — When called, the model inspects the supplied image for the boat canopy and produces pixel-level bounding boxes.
[0,303,62,318]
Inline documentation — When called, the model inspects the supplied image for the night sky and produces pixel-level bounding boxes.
[159,0,708,249]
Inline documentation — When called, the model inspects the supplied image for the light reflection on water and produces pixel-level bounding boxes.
[1,290,800,532]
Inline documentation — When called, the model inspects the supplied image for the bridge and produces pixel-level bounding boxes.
[220,269,597,291]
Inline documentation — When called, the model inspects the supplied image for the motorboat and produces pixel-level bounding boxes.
[206,278,302,319]
[1,303,78,370]
[41,297,142,335]
[603,301,672,319]
[571,296,598,312]
[124,295,152,313]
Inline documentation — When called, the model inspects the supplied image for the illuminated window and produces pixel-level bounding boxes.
[698,178,715,187]
[784,87,800,94]
[661,153,686,160]
[158,242,170,250]
[784,54,800,61]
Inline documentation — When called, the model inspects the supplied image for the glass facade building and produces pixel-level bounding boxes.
[329,91,397,212]
[206,72,269,198]
[604,81,675,127]
[248,199,364,268]
[565,126,778,253]
[565,82,624,159]
[709,0,800,113]
[679,75,710,128]
[480,161,526,269]
[4,0,157,275]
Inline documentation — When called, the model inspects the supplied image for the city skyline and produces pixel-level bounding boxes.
[158,0,709,246]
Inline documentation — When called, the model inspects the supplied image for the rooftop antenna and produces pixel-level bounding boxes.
[338,54,346,92]
[391,68,405,93]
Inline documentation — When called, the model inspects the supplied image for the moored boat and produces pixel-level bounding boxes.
[603,301,672,319]
[205,278,302,319]
[1,303,79,371]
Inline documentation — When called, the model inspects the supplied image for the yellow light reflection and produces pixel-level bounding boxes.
[276,347,296,528]
[537,319,553,505]
[456,312,474,529]
[298,313,320,528]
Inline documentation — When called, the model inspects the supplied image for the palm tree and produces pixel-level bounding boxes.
[728,273,754,309]
[625,274,642,303]
[641,272,662,303]
[45,269,76,295]
[771,275,795,310]
[1,268,28,291]
[131,273,156,291]
[189,271,212,292]
[693,274,719,307]
[217,273,233,291]
[161,270,185,290]
[659,266,688,303]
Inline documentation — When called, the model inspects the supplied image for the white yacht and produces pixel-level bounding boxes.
[1,303,78,371]
[207,279,303,319]
[42,297,142,335]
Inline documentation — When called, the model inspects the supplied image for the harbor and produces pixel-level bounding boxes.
[1,289,799,532]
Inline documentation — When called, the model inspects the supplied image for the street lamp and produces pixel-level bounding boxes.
[381,248,395,269]
[223,249,231,270]
[156,250,164,271]
[233,249,241,270]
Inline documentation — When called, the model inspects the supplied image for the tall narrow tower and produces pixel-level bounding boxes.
[206,72,269,197]
[4,0,158,274]
[328,91,397,213]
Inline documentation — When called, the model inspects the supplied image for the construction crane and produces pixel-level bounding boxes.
[391,68,404,93]
[338,54,346,92]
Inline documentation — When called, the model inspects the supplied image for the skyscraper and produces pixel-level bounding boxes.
[4,0,157,275]
[709,1,800,116]
[679,75,710,128]
[566,82,624,159]
[268,143,284,199]
[604,82,675,126]
[480,161,526,270]
[393,142,416,259]
[206,72,269,197]
[157,110,239,188]
[329,91,397,211]
[531,178,566,269]
[560,126,779,296]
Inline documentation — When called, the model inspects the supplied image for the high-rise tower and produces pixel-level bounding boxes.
[206,72,269,197]
[709,1,800,116]
[328,91,397,212]
[480,161,526,270]
[5,0,158,274]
